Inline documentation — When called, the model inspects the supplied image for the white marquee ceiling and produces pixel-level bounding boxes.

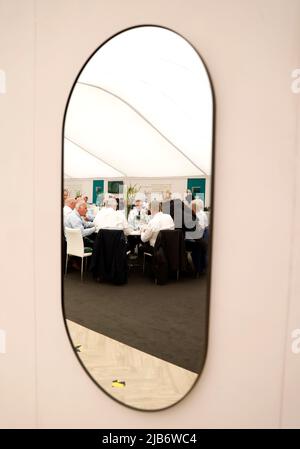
[64,26,213,179]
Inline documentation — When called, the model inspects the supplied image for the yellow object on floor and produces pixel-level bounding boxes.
[112,379,126,388]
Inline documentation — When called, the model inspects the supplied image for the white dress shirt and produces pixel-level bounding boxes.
[141,212,175,247]
[128,207,150,229]
[64,210,95,237]
[63,205,73,218]
[93,207,132,236]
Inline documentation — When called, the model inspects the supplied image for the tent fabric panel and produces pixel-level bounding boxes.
[65,83,203,178]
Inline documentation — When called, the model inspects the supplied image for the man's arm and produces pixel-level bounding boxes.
[83,220,94,229]
[66,213,95,237]
[141,222,154,243]
[82,226,96,237]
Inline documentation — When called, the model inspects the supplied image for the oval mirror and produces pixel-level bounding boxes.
[62,25,214,411]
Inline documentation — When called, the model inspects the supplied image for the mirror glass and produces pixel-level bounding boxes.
[63,26,213,411]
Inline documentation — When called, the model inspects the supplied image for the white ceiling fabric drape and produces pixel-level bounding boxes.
[64,26,213,179]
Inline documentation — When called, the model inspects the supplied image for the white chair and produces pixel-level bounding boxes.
[64,227,93,281]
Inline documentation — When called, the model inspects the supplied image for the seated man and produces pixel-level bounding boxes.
[63,197,76,223]
[191,198,208,235]
[65,200,96,238]
[93,197,132,236]
[140,201,174,249]
[75,193,93,221]
[190,199,208,239]
[128,194,149,230]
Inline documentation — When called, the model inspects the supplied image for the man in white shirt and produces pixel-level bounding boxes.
[63,198,76,224]
[75,193,94,221]
[128,195,149,230]
[65,200,96,238]
[141,201,174,248]
[93,197,132,236]
[191,199,208,237]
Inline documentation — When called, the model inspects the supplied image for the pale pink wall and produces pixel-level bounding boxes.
[282,63,300,428]
[1,0,300,428]
[0,0,36,428]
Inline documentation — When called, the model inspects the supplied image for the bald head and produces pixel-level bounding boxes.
[65,197,76,209]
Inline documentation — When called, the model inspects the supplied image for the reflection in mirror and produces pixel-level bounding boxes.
[63,26,214,411]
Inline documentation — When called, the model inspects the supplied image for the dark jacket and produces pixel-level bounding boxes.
[152,229,186,285]
[90,229,128,285]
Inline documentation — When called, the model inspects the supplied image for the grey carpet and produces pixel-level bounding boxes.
[63,268,209,373]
